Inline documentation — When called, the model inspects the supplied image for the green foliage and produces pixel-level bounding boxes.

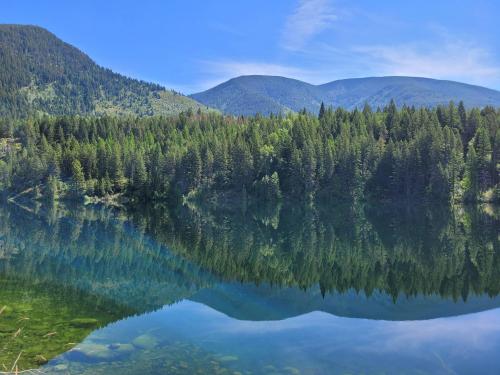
[71,160,85,187]
[254,172,281,201]
[0,103,498,203]
[0,25,208,117]
[46,175,59,201]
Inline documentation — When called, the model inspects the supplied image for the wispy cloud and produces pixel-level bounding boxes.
[353,37,500,86]
[187,24,500,93]
[282,0,337,51]
[358,310,500,354]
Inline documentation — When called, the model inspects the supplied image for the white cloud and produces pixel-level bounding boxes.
[186,28,500,93]
[353,38,500,87]
[282,0,337,51]
[359,310,500,354]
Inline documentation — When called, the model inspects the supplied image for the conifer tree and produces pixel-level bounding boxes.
[318,102,326,120]
[71,159,85,195]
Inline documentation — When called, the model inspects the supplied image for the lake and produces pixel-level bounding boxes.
[0,200,499,374]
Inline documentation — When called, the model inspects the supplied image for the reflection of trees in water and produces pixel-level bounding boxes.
[129,201,499,301]
[1,200,497,370]
[0,202,213,313]
[0,238,19,259]
[0,200,498,305]
[0,202,214,371]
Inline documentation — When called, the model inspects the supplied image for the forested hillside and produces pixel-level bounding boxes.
[191,76,319,116]
[0,24,207,117]
[0,101,498,204]
[191,75,500,116]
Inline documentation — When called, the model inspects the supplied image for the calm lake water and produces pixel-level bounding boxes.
[0,200,499,374]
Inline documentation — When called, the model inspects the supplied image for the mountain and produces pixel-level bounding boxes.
[0,24,208,117]
[190,75,321,116]
[319,76,500,110]
[191,75,500,116]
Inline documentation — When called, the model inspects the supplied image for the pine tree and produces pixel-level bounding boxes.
[46,175,59,201]
[464,109,481,153]
[71,159,85,195]
[463,144,479,201]
[231,142,254,192]
[492,130,500,185]
[318,102,326,120]
[458,101,467,131]
[385,99,398,139]
[183,147,202,193]
[132,152,148,194]
[474,126,492,191]
[110,143,124,189]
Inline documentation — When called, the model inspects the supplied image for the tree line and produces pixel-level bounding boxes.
[0,101,498,203]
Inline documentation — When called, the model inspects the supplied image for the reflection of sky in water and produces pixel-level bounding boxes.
[50,302,500,375]
[2,201,499,374]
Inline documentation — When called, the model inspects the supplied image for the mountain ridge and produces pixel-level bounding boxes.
[191,74,500,116]
[0,24,208,117]
[2,24,499,118]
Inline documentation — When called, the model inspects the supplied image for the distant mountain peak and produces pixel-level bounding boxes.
[191,75,500,116]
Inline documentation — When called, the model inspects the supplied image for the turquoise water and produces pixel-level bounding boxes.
[0,201,499,374]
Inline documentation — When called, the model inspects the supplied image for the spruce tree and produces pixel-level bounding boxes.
[318,102,326,120]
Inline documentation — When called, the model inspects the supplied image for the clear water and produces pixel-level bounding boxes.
[0,200,498,374]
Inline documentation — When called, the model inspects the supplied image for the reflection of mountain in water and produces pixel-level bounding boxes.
[131,201,500,302]
[192,283,500,321]
[0,200,499,369]
[1,200,499,317]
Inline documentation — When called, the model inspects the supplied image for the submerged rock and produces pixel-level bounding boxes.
[68,343,113,361]
[53,364,68,371]
[132,334,159,349]
[67,342,134,362]
[111,343,134,354]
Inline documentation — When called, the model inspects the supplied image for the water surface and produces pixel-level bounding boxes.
[0,200,498,374]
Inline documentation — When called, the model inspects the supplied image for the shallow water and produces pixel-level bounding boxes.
[0,201,498,374]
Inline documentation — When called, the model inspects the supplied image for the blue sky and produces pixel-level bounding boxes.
[3,0,500,93]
